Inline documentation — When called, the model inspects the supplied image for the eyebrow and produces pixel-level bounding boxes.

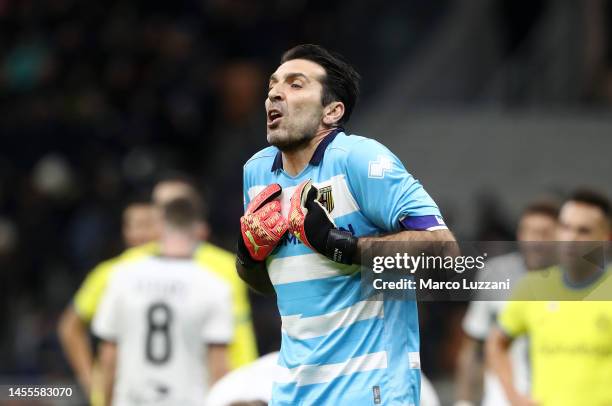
[269,72,310,84]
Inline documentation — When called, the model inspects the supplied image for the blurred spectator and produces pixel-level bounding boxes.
[487,190,612,406]
[455,199,559,406]
[0,3,610,404]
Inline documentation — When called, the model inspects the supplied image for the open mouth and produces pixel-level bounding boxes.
[267,109,283,126]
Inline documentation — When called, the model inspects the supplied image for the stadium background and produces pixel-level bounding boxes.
[1,0,612,404]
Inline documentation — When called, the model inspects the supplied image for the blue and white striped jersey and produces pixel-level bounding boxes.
[243,129,446,405]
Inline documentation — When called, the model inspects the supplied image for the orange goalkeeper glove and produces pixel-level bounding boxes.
[237,183,288,268]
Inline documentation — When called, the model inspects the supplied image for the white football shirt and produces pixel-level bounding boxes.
[462,252,529,406]
[93,256,233,406]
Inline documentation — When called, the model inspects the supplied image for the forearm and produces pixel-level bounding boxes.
[98,342,117,406]
[485,328,518,402]
[57,307,93,394]
[455,336,483,403]
[355,229,458,264]
[236,260,275,296]
[207,344,229,385]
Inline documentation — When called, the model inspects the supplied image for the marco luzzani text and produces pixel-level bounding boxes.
[370,252,511,291]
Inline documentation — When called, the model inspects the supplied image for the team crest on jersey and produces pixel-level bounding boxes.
[317,186,334,213]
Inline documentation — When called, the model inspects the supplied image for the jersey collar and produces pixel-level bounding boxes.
[271,127,344,172]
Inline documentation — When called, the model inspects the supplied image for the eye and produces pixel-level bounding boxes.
[291,83,302,89]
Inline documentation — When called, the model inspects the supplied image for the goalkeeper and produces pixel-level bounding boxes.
[236,44,455,405]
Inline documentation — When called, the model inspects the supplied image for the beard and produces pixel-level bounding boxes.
[267,118,320,152]
[269,131,313,152]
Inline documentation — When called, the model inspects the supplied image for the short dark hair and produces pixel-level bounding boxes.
[163,197,199,230]
[155,170,200,192]
[567,188,611,223]
[281,44,361,126]
[521,199,560,221]
[154,170,207,219]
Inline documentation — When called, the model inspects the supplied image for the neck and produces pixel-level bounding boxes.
[159,230,198,258]
[282,127,336,177]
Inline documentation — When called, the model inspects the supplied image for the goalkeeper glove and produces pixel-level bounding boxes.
[288,179,358,264]
[237,183,288,268]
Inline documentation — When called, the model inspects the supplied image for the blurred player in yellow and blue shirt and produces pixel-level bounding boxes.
[58,176,258,404]
[487,190,612,406]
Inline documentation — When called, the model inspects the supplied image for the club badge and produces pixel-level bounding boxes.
[318,185,334,213]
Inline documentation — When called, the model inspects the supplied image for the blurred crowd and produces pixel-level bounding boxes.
[0,0,453,380]
[1,0,612,394]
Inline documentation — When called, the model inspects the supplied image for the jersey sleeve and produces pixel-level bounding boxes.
[497,300,529,338]
[73,260,116,323]
[91,272,122,341]
[345,139,445,232]
[201,278,234,344]
[195,244,259,368]
[497,272,535,338]
[462,301,494,340]
[243,167,250,212]
[243,160,263,212]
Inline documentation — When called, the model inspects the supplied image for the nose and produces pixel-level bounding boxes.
[268,84,283,102]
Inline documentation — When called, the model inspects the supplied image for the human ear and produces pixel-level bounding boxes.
[322,102,345,126]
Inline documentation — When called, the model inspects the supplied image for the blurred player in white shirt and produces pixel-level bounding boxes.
[93,197,233,406]
[454,200,558,406]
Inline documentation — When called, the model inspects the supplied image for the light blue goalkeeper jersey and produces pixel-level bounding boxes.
[242,129,447,405]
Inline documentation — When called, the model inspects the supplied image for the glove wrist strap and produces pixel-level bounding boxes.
[325,229,358,265]
[236,237,264,269]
